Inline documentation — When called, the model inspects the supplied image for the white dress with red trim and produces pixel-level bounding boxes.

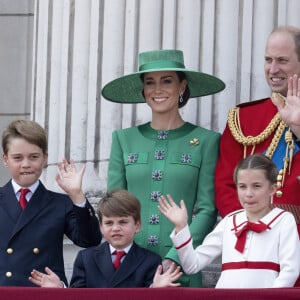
[170,208,300,288]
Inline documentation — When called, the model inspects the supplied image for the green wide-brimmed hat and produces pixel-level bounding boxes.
[101,49,225,103]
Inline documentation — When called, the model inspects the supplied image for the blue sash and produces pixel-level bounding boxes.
[263,128,300,169]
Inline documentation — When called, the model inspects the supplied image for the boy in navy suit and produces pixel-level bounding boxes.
[29,189,182,287]
[0,119,101,286]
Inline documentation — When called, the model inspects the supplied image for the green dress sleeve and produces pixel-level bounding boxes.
[164,132,219,263]
[107,130,127,191]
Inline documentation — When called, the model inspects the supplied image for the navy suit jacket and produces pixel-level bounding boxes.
[0,180,101,286]
[70,241,162,287]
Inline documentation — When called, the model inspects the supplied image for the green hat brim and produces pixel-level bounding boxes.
[102,68,225,103]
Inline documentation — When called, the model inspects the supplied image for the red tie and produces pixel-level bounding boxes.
[113,251,126,269]
[235,221,269,253]
[19,188,30,210]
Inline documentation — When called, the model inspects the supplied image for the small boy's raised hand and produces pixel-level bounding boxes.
[158,194,188,233]
[56,159,86,205]
[29,267,63,288]
[152,263,182,288]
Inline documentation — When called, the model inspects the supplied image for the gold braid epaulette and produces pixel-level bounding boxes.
[227,107,287,158]
[227,94,295,198]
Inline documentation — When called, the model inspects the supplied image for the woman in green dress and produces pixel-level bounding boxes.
[102,49,225,287]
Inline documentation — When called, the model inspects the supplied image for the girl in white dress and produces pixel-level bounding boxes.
[158,154,300,288]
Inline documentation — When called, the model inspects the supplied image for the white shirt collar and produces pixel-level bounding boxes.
[109,243,133,255]
[12,179,40,197]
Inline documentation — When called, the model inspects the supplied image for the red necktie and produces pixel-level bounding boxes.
[19,188,30,210]
[113,251,126,269]
[235,221,269,253]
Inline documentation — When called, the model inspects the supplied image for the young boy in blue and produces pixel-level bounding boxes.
[30,189,182,288]
[0,119,101,286]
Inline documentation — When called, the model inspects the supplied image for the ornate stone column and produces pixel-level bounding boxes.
[31,0,105,281]
[32,0,105,196]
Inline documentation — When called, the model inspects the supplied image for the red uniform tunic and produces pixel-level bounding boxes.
[215,98,300,237]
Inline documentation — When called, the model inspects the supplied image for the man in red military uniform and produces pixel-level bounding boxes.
[215,26,300,284]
